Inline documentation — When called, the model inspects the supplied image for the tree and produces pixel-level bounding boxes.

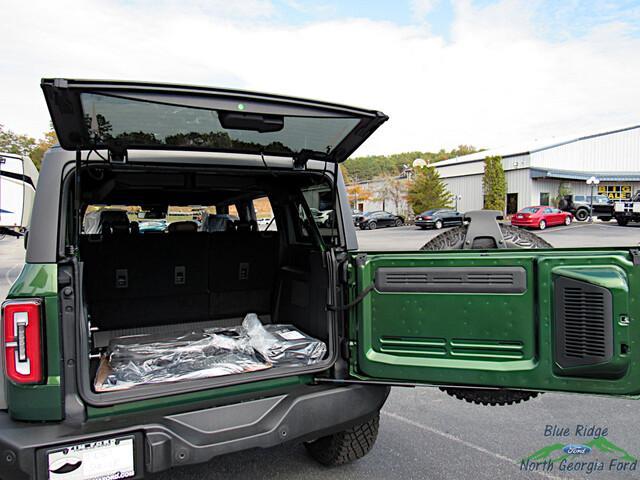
[0,124,36,157]
[407,165,452,214]
[482,156,507,212]
[30,127,58,170]
[0,124,58,170]
[375,174,406,213]
[555,182,573,207]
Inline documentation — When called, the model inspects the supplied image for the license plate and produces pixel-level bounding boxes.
[517,214,523,218]
[47,436,135,480]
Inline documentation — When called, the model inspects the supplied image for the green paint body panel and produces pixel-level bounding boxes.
[87,375,313,419]
[5,263,63,421]
[350,249,640,395]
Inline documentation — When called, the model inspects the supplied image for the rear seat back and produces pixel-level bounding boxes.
[208,231,279,318]
[83,233,209,329]
[82,230,279,329]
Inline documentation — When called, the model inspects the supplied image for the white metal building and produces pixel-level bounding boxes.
[437,124,640,214]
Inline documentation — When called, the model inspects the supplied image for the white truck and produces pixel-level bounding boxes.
[0,152,39,238]
[613,190,640,226]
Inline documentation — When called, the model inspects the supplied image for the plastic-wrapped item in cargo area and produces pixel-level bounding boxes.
[242,314,327,367]
[94,314,327,392]
[94,330,271,392]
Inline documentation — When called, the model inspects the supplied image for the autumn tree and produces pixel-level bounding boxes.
[0,124,58,170]
[407,165,452,214]
[482,156,507,212]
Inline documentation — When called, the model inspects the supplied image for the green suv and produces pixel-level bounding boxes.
[1,79,639,480]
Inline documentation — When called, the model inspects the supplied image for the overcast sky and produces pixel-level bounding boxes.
[2,0,640,155]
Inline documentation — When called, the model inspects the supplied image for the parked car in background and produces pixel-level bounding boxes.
[558,194,613,222]
[415,209,464,230]
[511,206,572,230]
[310,207,332,227]
[354,210,404,230]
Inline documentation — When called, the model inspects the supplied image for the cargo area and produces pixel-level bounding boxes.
[75,166,337,401]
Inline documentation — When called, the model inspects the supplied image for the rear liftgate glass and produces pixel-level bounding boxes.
[350,249,639,397]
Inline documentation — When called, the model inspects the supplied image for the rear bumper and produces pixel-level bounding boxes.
[0,383,390,479]
[415,220,435,227]
[510,220,536,227]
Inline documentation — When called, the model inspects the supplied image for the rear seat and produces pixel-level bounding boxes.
[82,230,279,329]
[208,231,279,318]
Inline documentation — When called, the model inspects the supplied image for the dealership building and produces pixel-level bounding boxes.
[436,124,640,215]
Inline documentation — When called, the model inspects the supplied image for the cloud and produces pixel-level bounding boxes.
[411,0,439,20]
[1,0,640,156]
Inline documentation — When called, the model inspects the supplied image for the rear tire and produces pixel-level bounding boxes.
[394,219,402,227]
[368,221,377,230]
[575,209,589,221]
[538,220,546,230]
[564,216,571,226]
[421,225,547,405]
[434,219,443,230]
[305,414,380,466]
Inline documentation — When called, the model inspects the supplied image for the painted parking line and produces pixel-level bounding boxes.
[383,411,561,480]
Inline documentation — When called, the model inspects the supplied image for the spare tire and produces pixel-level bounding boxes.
[421,224,552,251]
[420,224,549,405]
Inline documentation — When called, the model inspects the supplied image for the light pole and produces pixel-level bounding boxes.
[455,195,462,212]
[586,176,600,223]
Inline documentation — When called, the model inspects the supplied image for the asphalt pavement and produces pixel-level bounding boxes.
[2,224,640,479]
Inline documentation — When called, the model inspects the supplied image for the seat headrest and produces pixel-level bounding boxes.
[203,214,234,232]
[168,221,198,233]
[100,210,130,235]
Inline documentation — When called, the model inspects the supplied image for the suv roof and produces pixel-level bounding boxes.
[41,79,388,165]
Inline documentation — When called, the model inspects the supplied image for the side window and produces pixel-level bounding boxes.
[301,184,339,245]
[252,196,277,231]
[544,208,553,214]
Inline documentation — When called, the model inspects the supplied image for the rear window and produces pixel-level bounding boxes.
[521,207,540,213]
[81,93,361,156]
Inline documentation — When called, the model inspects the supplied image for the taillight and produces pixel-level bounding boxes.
[2,299,44,384]
[424,216,432,220]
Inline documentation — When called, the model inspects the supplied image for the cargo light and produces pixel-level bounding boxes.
[2,299,44,384]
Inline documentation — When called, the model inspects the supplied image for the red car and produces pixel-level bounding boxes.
[511,206,573,230]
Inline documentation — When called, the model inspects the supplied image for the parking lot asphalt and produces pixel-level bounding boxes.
[2,223,640,479]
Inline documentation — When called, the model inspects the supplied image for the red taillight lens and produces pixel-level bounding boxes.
[424,216,432,220]
[2,299,44,384]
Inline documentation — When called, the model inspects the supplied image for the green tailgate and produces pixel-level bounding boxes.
[350,249,640,395]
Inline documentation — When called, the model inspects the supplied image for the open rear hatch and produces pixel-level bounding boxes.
[41,78,388,165]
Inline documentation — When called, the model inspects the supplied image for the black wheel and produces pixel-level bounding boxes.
[368,221,377,230]
[394,218,402,227]
[434,219,443,230]
[575,209,589,221]
[305,413,380,466]
[617,217,629,226]
[420,223,547,406]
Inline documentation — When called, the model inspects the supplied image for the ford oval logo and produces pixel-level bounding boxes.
[563,444,592,455]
